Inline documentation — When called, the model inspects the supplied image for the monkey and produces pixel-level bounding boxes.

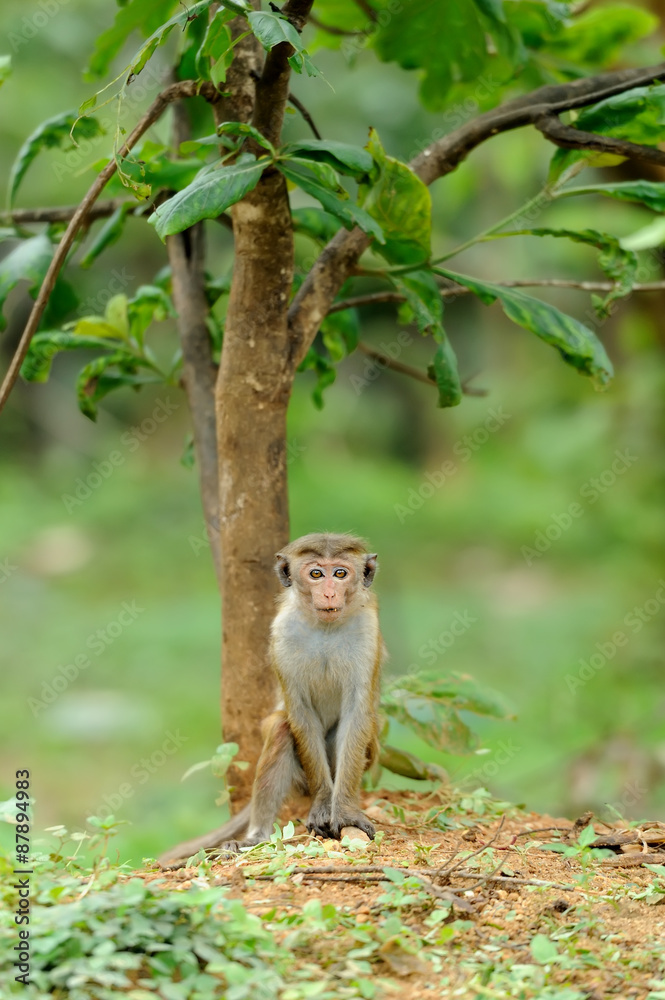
[159,532,385,866]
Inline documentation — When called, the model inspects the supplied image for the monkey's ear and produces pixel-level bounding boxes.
[363,554,378,588]
[275,556,292,588]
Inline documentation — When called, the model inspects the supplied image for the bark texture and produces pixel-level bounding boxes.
[167,224,221,584]
[212,0,313,801]
[215,170,294,798]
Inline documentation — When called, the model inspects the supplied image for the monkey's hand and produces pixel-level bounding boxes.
[306,796,335,838]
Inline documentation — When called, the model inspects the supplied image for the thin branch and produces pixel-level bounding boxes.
[167,92,221,586]
[255,863,576,893]
[328,278,665,317]
[0,199,130,226]
[356,343,487,397]
[307,13,362,36]
[411,61,665,185]
[357,341,435,386]
[288,61,665,365]
[287,91,322,140]
[438,816,506,883]
[535,111,665,167]
[252,0,314,145]
[351,0,377,22]
[0,79,218,415]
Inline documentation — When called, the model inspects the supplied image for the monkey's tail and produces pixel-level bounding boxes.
[157,804,251,868]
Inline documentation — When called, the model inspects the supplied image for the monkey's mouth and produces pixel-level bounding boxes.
[319,607,341,614]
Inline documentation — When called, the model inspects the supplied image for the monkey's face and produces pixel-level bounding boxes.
[275,549,378,624]
[299,558,359,622]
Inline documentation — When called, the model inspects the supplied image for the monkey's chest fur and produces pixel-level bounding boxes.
[271,609,379,733]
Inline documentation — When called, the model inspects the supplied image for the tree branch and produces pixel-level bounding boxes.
[307,14,362,35]
[252,0,314,145]
[0,199,130,226]
[328,278,665,315]
[167,94,221,586]
[0,79,219,414]
[287,91,322,140]
[287,61,665,367]
[357,342,486,396]
[412,61,665,184]
[534,111,665,167]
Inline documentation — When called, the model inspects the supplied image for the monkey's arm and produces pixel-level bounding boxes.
[282,687,336,834]
[328,681,379,838]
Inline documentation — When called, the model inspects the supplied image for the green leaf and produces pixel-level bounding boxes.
[385,671,514,720]
[373,0,521,110]
[21,332,122,382]
[577,823,596,847]
[278,160,384,243]
[436,267,613,386]
[0,55,11,87]
[128,284,176,344]
[125,0,248,79]
[247,9,319,75]
[360,130,431,264]
[195,6,234,82]
[149,154,268,240]
[559,180,665,214]
[549,84,665,177]
[391,270,443,338]
[530,933,559,964]
[248,9,301,50]
[113,148,204,198]
[85,0,179,77]
[321,308,359,361]
[282,139,374,181]
[0,235,53,331]
[621,216,665,251]
[428,339,462,408]
[292,207,341,244]
[505,226,638,314]
[543,6,657,67]
[80,203,134,269]
[76,352,158,421]
[217,121,277,156]
[8,113,105,206]
[298,346,337,409]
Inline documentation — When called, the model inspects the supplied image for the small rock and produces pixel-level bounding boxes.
[341,826,371,842]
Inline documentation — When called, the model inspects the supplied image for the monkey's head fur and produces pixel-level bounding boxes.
[275,532,378,625]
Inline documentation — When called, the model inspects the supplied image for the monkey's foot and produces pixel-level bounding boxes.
[330,812,375,841]
[307,809,376,841]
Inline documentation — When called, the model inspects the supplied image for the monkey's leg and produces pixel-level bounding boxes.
[328,709,377,840]
[233,711,306,849]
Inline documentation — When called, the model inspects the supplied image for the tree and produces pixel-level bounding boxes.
[3,0,665,838]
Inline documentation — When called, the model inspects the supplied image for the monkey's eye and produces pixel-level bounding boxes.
[333,569,347,579]
[310,569,323,579]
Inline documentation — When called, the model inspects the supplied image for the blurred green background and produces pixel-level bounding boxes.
[1,0,665,866]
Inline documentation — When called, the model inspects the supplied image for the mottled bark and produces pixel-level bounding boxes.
[167,224,221,584]
[215,170,294,798]
[211,2,312,800]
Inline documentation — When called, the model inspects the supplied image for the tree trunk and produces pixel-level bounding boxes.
[167,223,221,585]
[216,169,294,799]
